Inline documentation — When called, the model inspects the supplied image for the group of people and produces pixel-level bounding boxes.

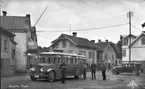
[59,60,107,84]
[83,61,106,80]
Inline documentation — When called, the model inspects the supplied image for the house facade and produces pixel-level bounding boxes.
[122,32,145,72]
[49,32,99,64]
[96,40,122,69]
[1,11,38,72]
[121,34,137,61]
[0,27,17,76]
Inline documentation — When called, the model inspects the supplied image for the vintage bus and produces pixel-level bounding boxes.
[28,52,86,82]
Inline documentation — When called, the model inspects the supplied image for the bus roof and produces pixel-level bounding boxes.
[40,52,86,57]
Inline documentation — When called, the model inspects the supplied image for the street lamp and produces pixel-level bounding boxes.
[27,53,32,69]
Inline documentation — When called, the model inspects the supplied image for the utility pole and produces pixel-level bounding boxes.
[127,11,133,64]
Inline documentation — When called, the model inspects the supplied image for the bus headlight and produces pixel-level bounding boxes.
[40,68,43,72]
[29,68,35,71]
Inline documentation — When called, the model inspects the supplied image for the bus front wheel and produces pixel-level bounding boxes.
[48,71,55,82]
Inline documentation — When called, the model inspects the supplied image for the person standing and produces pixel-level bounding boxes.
[83,62,87,80]
[90,61,97,80]
[101,61,106,80]
[59,59,67,84]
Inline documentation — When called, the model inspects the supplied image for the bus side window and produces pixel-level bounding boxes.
[70,58,73,64]
[58,58,60,63]
[42,57,45,63]
[53,58,56,64]
[66,58,69,64]
[75,59,77,64]
[68,58,70,64]
[48,58,50,63]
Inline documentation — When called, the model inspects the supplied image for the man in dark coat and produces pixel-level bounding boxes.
[101,61,106,80]
[59,59,67,84]
[90,61,97,80]
[82,62,87,80]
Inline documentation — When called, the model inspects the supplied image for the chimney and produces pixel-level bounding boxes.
[120,36,123,40]
[106,39,108,42]
[91,40,95,43]
[72,32,77,37]
[2,11,7,16]
[26,14,30,18]
[98,39,101,42]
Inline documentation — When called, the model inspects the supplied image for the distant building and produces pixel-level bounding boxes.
[0,27,17,76]
[0,11,38,72]
[49,32,99,64]
[95,39,122,69]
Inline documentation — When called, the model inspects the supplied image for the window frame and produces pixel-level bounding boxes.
[62,40,66,48]
[4,39,9,53]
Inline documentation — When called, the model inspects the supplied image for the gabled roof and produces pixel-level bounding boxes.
[51,34,100,49]
[95,42,111,50]
[122,34,137,40]
[130,31,145,47]
[0,16,29,30]
[111,43,122,59]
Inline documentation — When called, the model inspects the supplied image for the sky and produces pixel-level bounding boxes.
[1,0,145,47]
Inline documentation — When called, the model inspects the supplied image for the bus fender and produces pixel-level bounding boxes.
[47,69,54,72]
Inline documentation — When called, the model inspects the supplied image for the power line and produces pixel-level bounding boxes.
[34,7,48,26]
[36,23,128,32]
[37,34,50,40]
[131,24,142,32]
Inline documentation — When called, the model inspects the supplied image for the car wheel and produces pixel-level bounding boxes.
[48,71,55,82]
[112,70,117,75]
[132,70,138,75]
[30,75,37,81]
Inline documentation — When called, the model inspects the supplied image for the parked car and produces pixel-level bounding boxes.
[112,63,143,75]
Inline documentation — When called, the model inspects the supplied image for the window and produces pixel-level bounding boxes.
[70,58,73,64]
[89,52,92,59]
[112,55,114,60]
[42,57,47,63]
[75,59,77,64]
[124,39,128,46]
[68,50,73,53]
[62,40,66,48]
[69,42,73,47]
[92,52,95,60]
[53,58,56,64]
[4,39,8,53]
[48,58,52,64]
[122,50,126,57]
[79,51,86,56]
[108,47,109,51]
[58,58,60,63]
[105,54,107,60]
[141,35,145,45]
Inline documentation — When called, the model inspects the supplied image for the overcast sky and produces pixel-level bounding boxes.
[1,0,145,47]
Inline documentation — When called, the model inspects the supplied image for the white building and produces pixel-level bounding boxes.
[122,32,145,62]
[1,11,38,72]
